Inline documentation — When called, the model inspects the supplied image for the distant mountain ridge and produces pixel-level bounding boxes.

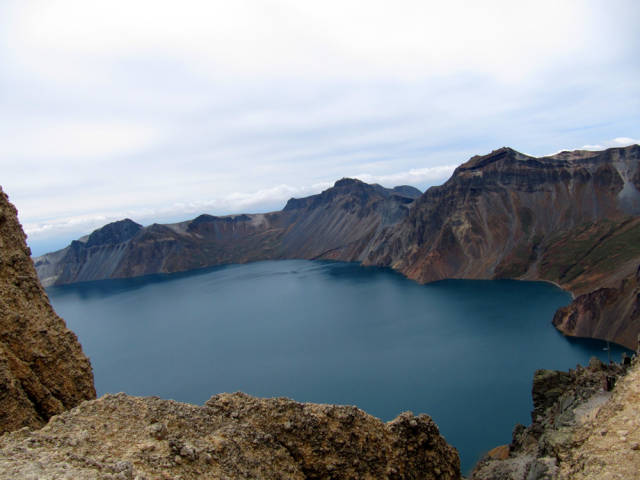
[35,145,640,349]
[35,180,421,286]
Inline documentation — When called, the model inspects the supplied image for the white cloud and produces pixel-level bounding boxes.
[612,137,640,146]
[3,0,603,82]
[21,182,337,247]
[580,137,640,151]
[354,165,456,187]
[1,0,638,251]
[223,182,332,211]
[0,121,159,160]
[22,164,456,244]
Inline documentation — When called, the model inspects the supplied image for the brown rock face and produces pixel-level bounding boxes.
[0,187,95,434]
[471,358,632,480]
[365,146,640,283]
[0,392,460,480]
[552,271,640,349]
[35,179,420,285]
[364,145,640,348]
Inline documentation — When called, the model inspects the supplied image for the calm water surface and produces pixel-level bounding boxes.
[48,260,628,473]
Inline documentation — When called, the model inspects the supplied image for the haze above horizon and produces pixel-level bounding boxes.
[1,1,639,253]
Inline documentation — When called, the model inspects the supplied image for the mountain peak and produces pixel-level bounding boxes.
[334,177,365,188]
[392,185,422,199]
[86,218,143,247]
[457,147,530,172]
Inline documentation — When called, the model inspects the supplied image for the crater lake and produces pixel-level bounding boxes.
[47,260,628,473]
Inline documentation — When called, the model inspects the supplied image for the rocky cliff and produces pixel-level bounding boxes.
[0,393,460,479]
[0,187,95,434]
[35,179,420,286]
[34,145,640,348]
[551,262,640,352]
[471,355,640,480]
[365,146,640,283]
[365,145,640,349]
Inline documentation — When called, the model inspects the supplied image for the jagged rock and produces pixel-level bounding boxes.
[471,357,632,480]
[487,444,510,460]
[0,187,95,434]
[0,392,460,479]
[552,268,640,351]
[556,357,640,479]
[588,356,604,371]
[532,370,572,424]
[526,457,558,480]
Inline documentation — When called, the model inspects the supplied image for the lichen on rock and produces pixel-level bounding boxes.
[0,392,460,479]
[470,356,637,480]
[0,186,95,434]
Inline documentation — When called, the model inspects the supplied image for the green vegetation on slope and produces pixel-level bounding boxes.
[540,218,640,290]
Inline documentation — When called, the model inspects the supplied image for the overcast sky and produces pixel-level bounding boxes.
[1,1,639,255]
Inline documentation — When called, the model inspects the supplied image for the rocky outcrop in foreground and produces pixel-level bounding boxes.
[471,356,639,479]
[0,392,460,480]
[0,187,95,434]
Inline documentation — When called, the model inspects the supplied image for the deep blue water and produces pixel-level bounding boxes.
[47,260,629,474]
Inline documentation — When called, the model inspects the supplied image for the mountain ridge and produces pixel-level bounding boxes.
[34,145,640,348]
[364,144,640,348]
[35,179,421,285]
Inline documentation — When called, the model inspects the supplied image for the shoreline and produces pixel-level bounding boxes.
[536,278,576,300]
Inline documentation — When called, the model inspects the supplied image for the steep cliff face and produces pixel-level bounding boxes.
[552,263,640,351]
[35,179,420,286]
[35,219,143,286]
[0,392,460,479]
[0,187,95,434]
[278,178,420,261]
[365,146,639,283]
[471,356,640,480]
[365,145,640,348]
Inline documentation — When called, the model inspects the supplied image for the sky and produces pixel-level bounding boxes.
[0,1,639,255]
